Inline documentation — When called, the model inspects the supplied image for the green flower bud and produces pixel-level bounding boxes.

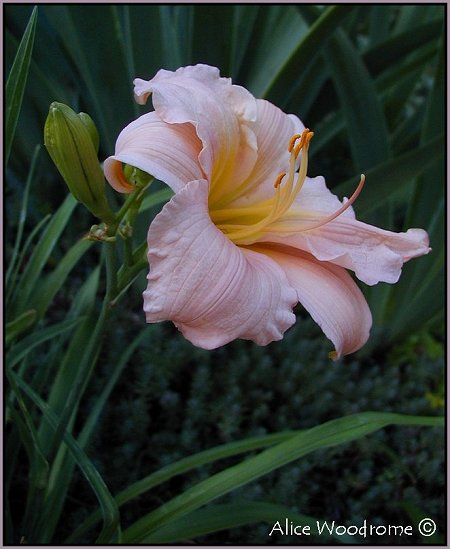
[44,102,114,221]
[78,112,100,154]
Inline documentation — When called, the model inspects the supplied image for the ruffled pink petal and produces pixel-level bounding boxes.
[103,111,204,193]
[259,245,372,358]
[143,179,297,349]
[133,65,259,201]
[265,176,430,285]
[222,99,305,207]
[298,221,430,286]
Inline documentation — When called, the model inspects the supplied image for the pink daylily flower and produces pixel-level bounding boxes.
[104,64,430,358]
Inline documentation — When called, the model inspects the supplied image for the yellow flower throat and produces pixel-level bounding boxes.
[210,128,365,246]
[210,129,314,245]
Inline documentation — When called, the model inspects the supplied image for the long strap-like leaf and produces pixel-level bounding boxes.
[9,370,121,544]
[67,429,297,542]
[5,6,37,164]
[144,502,358,544]
[123,412,442,542]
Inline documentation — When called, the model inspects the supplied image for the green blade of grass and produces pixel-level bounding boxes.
[144,502,357,544]
[5,6,37,164]
[9,370,121,544]
[40,327,150,542]
[383,38,444,341]
[335,134,444,216]
[6,317,83,370]
[42,5,130,152]
[406,34,444,230]
[37,268,100,449]
[125,5,164,80]
[6,144,41,289]
[365,19,442,76]
[7,407,48,542]
[367,5,391,46]
[288,16,441,147]
[77,326,153,448]
[6,369,49,541]
[238,7,300,95]
[43,328,154,541]
[260,5,352,102]
[325,31,390,171]
[122,412,442,542]
[229,6,260,77]
[12,194,77,317]
[43,303,110,466]
[31,239,94,320]
[6,213,51,311]
[309,41,436,160]
[5,309,37,348]
[110,6,140,119]
[28,269,101,452]
[67,429,297,542]
[38,328,152,541]
[285,56,328,119]
[34,269,101,543]
[37,317,100,460]
[140,187,174,213]
[394,4,444,34]
[159,5,194,69]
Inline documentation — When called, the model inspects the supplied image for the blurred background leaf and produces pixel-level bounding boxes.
[5,6,37,165]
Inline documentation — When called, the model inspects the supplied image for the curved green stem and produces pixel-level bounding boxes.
[104,242,118,303]
[44,233,118,465]
[114,179,152,228]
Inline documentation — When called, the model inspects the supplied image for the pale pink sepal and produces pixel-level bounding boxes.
[133,65,259,196]
[143,179,297,349]
[103,111,204,193]
[261,246,372,358]
[300,221,430,286]
[268,176,431,285]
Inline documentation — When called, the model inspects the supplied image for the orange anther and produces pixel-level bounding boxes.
[288,133,302,152]
[294,129,314,157]
[274,172,286,188]
[288,128,313,155]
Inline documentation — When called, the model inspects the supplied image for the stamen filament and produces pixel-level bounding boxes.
[274,172,286,188]
[220,129,314,243]
[297,174,365,232]
[262,174,366,235]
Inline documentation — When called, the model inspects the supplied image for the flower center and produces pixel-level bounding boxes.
[210,128,366,246]
[211,129,314,245]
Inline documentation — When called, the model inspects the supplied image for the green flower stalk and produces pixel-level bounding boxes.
[44,102,115,222]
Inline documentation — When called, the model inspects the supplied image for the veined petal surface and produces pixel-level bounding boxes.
[143,179,297,349]
[215,99,305,208]
[263,177,430,285]
[260,245,372,358]
[134,64,259,202]
[103,112,203,193]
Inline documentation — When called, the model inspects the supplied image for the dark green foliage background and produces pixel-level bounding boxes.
[5,3,445,545]
[71,315,444,544]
